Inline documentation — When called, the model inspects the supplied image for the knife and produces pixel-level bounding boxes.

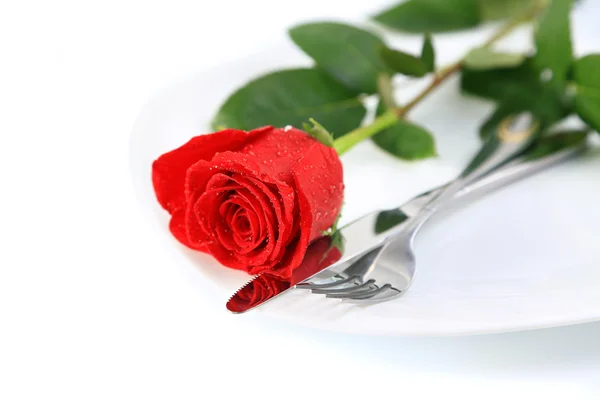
[227,132,589,313]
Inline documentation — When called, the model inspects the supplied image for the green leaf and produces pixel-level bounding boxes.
[463,47,526,70]
[327,230,345,256]
[372,102,437,160]
[321,212,344,260]
[303,118,335,147]
[421,34,435,72]
[524,129,590,160]
[574,86,600,133]
[374,209,409,234]
[212,69,366,139]
[373,0,480,33]
[322,211,342,236]
[573,55,600,88]
[477,0,535,21]
[533,0,573,85]
[461,59,569,128]
[461,61,533,101]
[572,54,600,133]
[289,22,391,94]
[378,45,428,77]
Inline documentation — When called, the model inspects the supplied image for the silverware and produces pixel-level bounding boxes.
[303,142,587,304]
[302,112,537,291]
[299,114,564,303]
[226,124,588,313]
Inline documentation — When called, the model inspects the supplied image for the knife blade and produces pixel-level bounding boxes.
[227,132,588,313]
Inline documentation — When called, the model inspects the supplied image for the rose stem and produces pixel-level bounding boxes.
[332,5,543,156]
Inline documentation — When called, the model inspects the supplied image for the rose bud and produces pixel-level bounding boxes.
[152,126,344,278]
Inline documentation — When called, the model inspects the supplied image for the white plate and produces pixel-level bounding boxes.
[130,8,600,336]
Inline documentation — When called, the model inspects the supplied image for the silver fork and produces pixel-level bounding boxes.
[307,146,586,303]
[300,113,543,302]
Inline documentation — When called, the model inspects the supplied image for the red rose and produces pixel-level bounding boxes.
[152,126,344,278]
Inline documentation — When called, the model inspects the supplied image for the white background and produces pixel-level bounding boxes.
[1,0,600,398]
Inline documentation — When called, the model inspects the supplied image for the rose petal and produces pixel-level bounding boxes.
[229,209,254,249]
[215,199,248,252]
[240,127,314,184]
[213,190,267,257]
[186,151,297,274]
[182,127,343,278]
[185,179,236,249]
[152,127,269,215]
[208,177,276,267]
[241,176,289,263]
[270,141,344,278]
[222,195,265,247]
[168,209,198,250]
[240,127,305,239]
[152,127,271,250]
[230,208,251,237]
[294,143,344,240]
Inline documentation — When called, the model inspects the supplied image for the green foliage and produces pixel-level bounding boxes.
[478,0,535,21]
[421,34,435,72]
[572,54,600,133]
[302,118,335,147]
[212,69,366,138]
[461,59,569,131]
[373,0,534,33]
[373,0,480,33]
[374,209,409,234]
[289,22,391,94]
[372,102,437,160]
[212,0,593,166]
[378,45,429,77]
[321,212,345,259]
[463,47,526,70]
[524,129,590,160]
[533,0,573,86]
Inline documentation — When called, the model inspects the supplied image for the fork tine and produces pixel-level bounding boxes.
[300,247,382,290]
[311,279,376,295]
[340,286,402,304]
[325,282,386,299]
[338,284,394,299]
[296,275,361,289]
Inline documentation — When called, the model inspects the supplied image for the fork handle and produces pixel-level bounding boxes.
[401,142,585,221]
[421,112,538,215]
[454,144,583,199]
